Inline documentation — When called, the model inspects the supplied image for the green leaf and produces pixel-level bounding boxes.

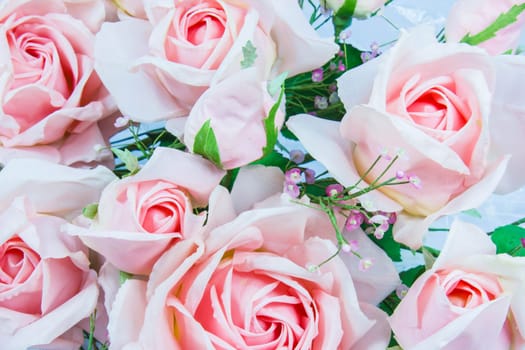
[461,4,525,47]
[400,264,426,287]
[491,225,525,257]
[261,84,285,157]
[193,120,222,168]
[369,227,402,262]
[240,40,257,68]
[119,271,133,285]
[111,147,139,175]
[82,203,98,219]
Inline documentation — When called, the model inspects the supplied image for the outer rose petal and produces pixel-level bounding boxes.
[0,158,115,218]
[230,165,285,213]
[446,0,525,55]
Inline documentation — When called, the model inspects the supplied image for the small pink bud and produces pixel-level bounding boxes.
[311,68,324,83]
[284,182,300,198]
[358,258,374,271]
[289,150,305,164]
[326,184,344,197]
[304,168,316,184]
[285,168,302,184]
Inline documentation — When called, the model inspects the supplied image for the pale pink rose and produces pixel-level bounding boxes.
[166,68,284,169]
[288,27,525,248]
[69,147,226,275]
[322,0,388,18]
[390,220,525,349]
[446,0,525,55]
[0,0,117,167]
[0,197,99,350]
[107,195,391,350]
[94,0,339,122]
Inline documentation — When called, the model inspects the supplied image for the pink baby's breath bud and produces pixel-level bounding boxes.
[311,68,324,83]
[114,115,130,128]
[304,168,316,184]
[289,149,305,164]
[341,243,352,253]
[338,61,346,72]
[314,96,328,109]
[358,257,374,271]
[369,214,389,225]
[521,237,525,248]
[285,168,302,184]
[396,170,405,179]
[326,184,344,197]
[345,211,364,231]
[374,227,385,239]
[387,212,397,224]
[284,182,300,198]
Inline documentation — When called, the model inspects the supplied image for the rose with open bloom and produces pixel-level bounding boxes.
[69,147,226,275]
[0,0,117,167]
[0,197,99,350]
[94,0,338,122]
[390,220,525,349]
[106,192,391,350]
[446,0,525,55]
[288,26,525,248]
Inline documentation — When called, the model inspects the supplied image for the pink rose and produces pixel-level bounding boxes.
[446,0,525,55]
[390,220,525,349]
[0,0,117,167]
[288,27,525,248]
[0,197,99,350]
[167,68,284,169]
[94,0,338,122]
[107,195,391,349]
[70,147,226,275]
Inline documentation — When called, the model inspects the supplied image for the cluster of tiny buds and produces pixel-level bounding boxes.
[361,41,381,62]
[283,150,316,198]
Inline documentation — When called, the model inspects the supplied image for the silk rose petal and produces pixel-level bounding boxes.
[390,220,525,349]
[0,0,117,166]
[107,198,389,349]
[70,147,226,275]
[446,0,525,55]
[0,197,98,350]
[288,26,525,248]
[0,157,115,218]
[94,0,338,122]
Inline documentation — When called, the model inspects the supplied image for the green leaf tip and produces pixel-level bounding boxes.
[193,119,222,168]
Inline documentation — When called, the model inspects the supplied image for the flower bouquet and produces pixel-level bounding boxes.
[1,0,525,349]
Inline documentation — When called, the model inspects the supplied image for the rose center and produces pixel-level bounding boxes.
[187,15,225,45]
[0,237,40,285]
